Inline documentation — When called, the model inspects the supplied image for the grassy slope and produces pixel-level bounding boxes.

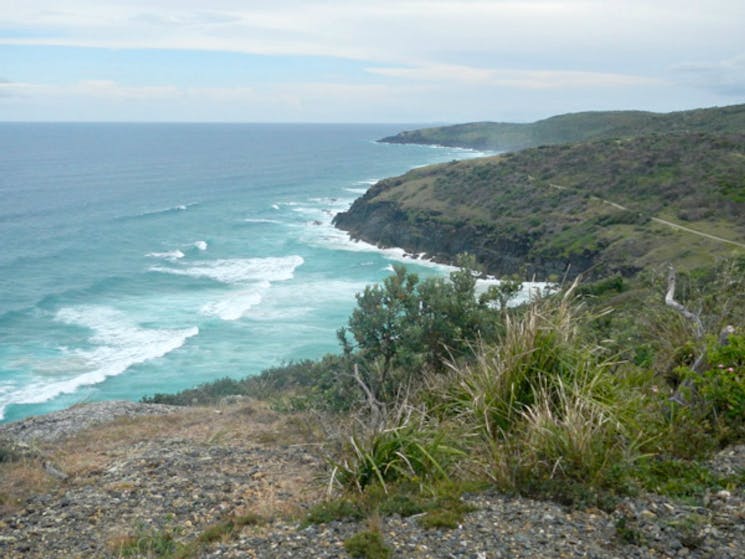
[380,104,745,151]
[336,132,745,278]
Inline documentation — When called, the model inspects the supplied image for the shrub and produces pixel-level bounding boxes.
[687,332,745,444]
[343,529,391,559]
[304,499,365,525]
[331,413,465,493]
[112,524,187,559]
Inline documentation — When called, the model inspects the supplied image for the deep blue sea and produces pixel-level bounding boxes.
[0,123,494,423]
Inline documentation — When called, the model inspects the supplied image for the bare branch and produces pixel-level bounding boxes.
[665,265,705,403]
[665,265,704,339]
[353,363,383,427]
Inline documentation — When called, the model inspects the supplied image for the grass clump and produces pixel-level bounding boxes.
[615,515,644,545]
[331,414,465,494]
[0,441,23,464]
[418,493,476,529]
[304,498,366,525]
[431,284,643,505]
[112,525,188,559]
[631,457,723,501]
[343,529,392,559]
[197,513,265,544]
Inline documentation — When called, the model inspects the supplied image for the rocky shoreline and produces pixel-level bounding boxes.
[1,400,743,558]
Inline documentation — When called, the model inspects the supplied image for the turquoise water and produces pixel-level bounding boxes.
[0,123,489,422]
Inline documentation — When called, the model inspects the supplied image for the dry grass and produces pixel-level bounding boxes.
[0,459,55,514]
[50,400,308,477]
[1,400,327,523]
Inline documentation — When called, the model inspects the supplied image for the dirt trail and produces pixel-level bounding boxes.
[541,179,745,250]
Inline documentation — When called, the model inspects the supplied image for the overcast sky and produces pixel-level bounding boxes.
[1,1,744,123]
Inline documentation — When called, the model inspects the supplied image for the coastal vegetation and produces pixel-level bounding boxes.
[381,103,745,151]
[133,103,745,555]
[4,103,745,556]
[334,131,745,280]
[145,255,745,517]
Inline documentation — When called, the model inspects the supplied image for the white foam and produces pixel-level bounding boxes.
[200,281,270,321]
[194,240,208,251]
[345,188,369,194]
[301,213,457,273]
[474,278,554,307]
[0,306,198,419]
[244,218,285,225]
[146,249,185,262]
[271,204,280,210]
[138,202,197,218]
[150,255,304,285]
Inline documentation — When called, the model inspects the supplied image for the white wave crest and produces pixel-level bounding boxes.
[194,240,208,251]
[0,306,198,420]
[146,249,185,261]
[200,281,270,321]
[150,255,304,285]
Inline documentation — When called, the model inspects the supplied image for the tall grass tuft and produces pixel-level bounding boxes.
[330,406,465,494]
[435,282,646,501]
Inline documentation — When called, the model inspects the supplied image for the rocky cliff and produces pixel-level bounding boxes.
[335,133,745,280]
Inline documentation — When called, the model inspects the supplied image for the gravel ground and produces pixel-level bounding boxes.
[1,401,743,558]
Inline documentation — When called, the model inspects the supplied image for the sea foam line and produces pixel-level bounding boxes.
[150,255,304,285]
[146,249,185,261]
[0,306,198,420]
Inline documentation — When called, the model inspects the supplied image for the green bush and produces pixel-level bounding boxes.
[332,417,464,493]
[689,332,745,444]
[304,499,365,525]
[113,525,187,559]
[343,530,391,559]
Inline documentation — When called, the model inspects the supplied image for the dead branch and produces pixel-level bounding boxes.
[665,265,704,339]
[353,363,383,427]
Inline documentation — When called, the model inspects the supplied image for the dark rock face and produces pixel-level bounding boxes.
[333,199,597,280]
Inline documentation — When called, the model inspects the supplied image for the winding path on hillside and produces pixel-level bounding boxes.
[538,178,745,250]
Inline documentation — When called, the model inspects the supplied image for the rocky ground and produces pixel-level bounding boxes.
[1,401,743,558]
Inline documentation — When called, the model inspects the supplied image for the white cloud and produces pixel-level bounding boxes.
[2,1,744,120]
[3,1,744,66]
[0,79,259,103]
[672,54,745,96]
[367,65,662,89]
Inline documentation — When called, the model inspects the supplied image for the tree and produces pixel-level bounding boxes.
[338,255,517,403]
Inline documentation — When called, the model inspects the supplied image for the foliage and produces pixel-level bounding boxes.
[112,524,188,559]
[140,255,745,514]
[685,332,745,444]
[331,411,465,493]
[417,494,476,529]
[343,529,391,559]
[339,130,745,280]
[304,499,366,525]
[0,440,22,464]
[145,258,514,412]
[380,103,745,151]
[143,353,357,413]
[631,457,722,501]
[197,514,265,544]
[338,256,507,403]
[430,284,652,506]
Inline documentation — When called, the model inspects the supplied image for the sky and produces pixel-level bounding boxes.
[1,1,744,123]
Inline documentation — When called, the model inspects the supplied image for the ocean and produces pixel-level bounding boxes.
[0,123,493,423]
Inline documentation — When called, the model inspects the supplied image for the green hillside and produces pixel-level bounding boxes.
[335,132,745,279]
[381,104,745,151]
